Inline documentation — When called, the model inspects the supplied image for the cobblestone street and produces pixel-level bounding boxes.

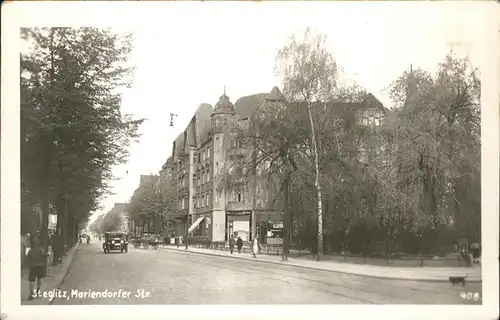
[49,242,482,305]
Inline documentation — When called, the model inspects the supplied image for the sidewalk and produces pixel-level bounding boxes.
[21,244,79,305]
[160,245,482,283]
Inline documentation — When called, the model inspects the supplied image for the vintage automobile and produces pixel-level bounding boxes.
[103,231,128,253]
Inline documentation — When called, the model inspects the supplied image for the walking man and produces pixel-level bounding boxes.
[236,237,243,254]
[26,235,47,300]
[229,235,235,254]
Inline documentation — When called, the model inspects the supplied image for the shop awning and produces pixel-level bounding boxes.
[188,217,204,233]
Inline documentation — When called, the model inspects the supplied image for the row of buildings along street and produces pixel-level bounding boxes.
[124,85,387,248]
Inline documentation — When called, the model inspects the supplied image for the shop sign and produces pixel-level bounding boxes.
[227,211,251,216]
[272,222,283,229]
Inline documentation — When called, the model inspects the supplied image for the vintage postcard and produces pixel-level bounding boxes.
[1,1,499,320]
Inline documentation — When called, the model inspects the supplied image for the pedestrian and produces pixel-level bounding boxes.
[229,235,235,254]
[236,236,243,254]
[470,241,481,264]
[26,235,48,300]
[252,237,259,258]
[21,233,31,268]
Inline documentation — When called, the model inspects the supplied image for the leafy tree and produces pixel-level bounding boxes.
[20,27,144,250]
[127,175,175,234]
[88,214,104,234]
[99,210,124,233]
[275,28,356,260]
[374,54,481,254]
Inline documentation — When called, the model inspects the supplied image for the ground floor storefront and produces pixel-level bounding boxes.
[188,210,283,244]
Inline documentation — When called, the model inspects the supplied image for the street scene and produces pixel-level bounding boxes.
[13,2,490,312]
[48,241,481,305]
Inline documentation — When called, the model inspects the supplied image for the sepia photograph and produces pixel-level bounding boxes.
[1,1,499,319]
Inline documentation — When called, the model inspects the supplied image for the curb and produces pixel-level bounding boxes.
[47,244,80,305]
[22,243,80,305]
[160,246,482,284]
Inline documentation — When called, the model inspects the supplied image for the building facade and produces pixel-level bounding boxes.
[161,86,387,244]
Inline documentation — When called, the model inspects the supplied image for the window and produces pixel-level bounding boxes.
[374,117,380,126]
[207,148,210,157]
[237,192,242,202]
[207,170,210,182]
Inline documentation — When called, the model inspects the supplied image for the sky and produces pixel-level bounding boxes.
[23,2,483,225]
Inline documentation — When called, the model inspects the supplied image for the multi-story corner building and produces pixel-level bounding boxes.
[162,86,387,244]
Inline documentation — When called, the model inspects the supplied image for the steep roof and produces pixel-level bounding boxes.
[194,103,213,146]
[186,119,197,147]
[234,93,267,119]
[363,93,388,114]
[266,86,286,102]
[172,132,185,160]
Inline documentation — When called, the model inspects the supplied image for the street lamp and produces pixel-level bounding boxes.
[170,113,178,127]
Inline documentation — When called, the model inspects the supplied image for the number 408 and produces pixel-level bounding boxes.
[460,292,480,301]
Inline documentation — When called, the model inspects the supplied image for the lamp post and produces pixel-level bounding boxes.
[185,210,189,250]
[184,171,189,250]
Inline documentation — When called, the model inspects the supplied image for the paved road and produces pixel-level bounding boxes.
[50,241,482,305]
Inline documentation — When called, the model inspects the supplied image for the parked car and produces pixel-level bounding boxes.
[103,232,128,253]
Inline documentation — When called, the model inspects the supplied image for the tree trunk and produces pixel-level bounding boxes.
[251,119,257,241]
[63,197,68,248]
[65,211,71,247]
[282,170,291,261]
[289,201,294,245]
[307,102,324,261]
[40,198,50,252]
